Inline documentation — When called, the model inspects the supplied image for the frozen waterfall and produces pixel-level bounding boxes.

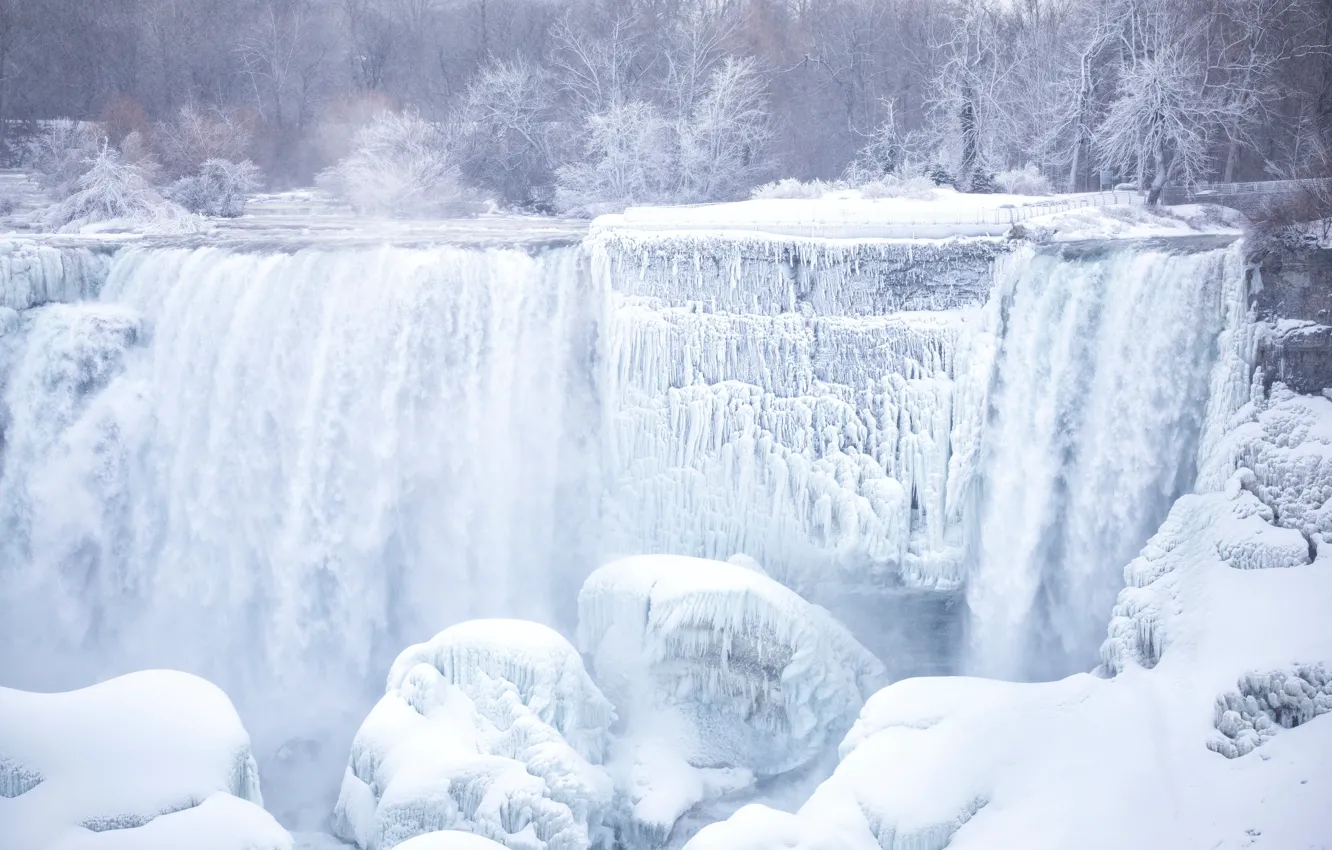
[0,228,1248,827]
[965,242,1246,681]
[0,244,603,824]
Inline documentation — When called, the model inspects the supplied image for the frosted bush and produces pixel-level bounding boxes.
[318,110,476,217]
[43,144,190,232]
[995,164,1053,195]
[27,119,102,196]
[168,158,262,217]
[859,174,937,200]
[749,178,837,200]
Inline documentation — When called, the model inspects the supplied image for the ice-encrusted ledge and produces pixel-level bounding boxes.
[0,240,115,310]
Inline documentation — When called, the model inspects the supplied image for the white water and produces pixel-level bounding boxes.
[0,244,602,824]
[965,243,1245,681]
[0,233,1245,826]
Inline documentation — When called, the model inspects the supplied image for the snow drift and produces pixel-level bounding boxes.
[0,670,289,850]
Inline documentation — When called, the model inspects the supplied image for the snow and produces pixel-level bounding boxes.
[394,833,510,850]
[577,555,884,839]
[331,619,615,850]
[684,378,1332,850]
[0,670,289,850]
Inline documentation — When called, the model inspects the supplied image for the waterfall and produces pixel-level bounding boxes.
[965,242,1246,681]
[0,230,1249,822]
[0,244,602,822]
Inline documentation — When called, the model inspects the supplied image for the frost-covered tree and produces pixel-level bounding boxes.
[456,58,554,206]
[674,57,771,202]
[27,120,102,196]
[554,100,673,214]
[1095,35,1211,204]
[155,105,254,179]
[317,109,472,216]
[44,143,184,231]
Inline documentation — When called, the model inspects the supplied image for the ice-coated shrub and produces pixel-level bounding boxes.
[43,144,188,231]
[168,158,263,217]
[318,110,475,217]
[27,119,102,196]
[749,178,836,200]
[995,163,1054,196]
[859,174,937,200]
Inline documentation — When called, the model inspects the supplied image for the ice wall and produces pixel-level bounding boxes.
[594,233,1000,599]
[966,243,1247,681]
[0,240,113,310]
[0,243,602,826]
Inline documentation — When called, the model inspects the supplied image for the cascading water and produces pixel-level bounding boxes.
[965,242,1246,681]
[0,244,602,824]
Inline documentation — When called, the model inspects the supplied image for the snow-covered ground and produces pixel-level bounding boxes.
[593,188,1240,241]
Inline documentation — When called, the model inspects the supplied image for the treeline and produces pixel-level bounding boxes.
[2,0,1329,208]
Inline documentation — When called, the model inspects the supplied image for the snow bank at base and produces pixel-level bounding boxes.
[332,619,616,850]
[686,395,1332,849]
[0,669,288,850]
[395,832,509,850]
[577,555,884,842]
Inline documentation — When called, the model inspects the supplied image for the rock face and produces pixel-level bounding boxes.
[1253,247,1332,394]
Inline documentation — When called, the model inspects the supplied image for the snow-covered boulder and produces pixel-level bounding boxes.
[331,619,616,850]
[577,555,885,841]
[0,669,289,850]
[685,465,1332,850]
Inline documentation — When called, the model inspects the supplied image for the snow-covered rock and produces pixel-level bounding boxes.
[331,619,616,850]
[0,669,288,850]
[577,555,884,842]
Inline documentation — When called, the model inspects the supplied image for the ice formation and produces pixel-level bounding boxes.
[0,670,289,850]
[577,555,884,839]
[1209,664,1332,758]
[0,240,113,310]
[331,619,615,850]
[599,231,996,593]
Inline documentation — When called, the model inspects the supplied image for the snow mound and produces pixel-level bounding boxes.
[395,832,510,850]
[0,669,288,850]
[578,555,884,841]
[331,619,615,850]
